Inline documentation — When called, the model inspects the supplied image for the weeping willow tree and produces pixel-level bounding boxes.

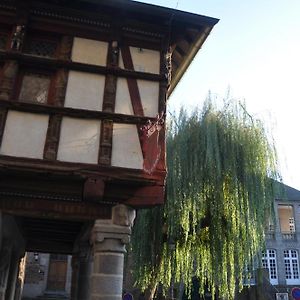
[132,99,281,300]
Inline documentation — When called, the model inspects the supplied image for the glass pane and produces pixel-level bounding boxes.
[0,35,7,50]
[28,39,57,57]
[19,73,51,104]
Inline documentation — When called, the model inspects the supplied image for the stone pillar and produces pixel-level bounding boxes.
[0,242,12,300]
[5,252,22,300]
[71,243,92,300]
[71,255,80,300]
[77,243,92,300]
[90,205,135,300]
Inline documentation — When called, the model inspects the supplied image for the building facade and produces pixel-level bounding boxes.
[263,184,300,297]
[0,1,218,299]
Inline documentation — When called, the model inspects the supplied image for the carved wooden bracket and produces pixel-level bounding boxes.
[83,177,105,203]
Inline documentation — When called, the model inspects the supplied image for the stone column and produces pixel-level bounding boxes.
[5,252,22,300]
[90,205,135,300]
[71,243,92,300]
[0,242,12,300]
[71,255,80,300]
[77,243,92,300]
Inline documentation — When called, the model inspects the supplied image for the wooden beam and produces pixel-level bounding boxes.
[0,196,112,221]
[0,51,164,82]
[43,114,62,160]
[0,155,166,185]
[0,99,155,124]
[99,41,119,165]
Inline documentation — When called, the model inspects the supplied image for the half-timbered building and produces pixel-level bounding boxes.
[0,0,218,299]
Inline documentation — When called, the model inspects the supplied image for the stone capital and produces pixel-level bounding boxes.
[91,222,131,253]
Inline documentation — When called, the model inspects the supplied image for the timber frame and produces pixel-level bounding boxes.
[0,0,218,230]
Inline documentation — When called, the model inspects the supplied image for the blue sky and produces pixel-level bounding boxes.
[135,0,300,190]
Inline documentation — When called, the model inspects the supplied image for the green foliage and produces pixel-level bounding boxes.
[132,99,280,299]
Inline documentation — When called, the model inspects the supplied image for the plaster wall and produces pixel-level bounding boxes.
[111,124,143,169]
[57,117,101,164]
[115,78,134,115]
[115,78,159,117]
[64,71,105,111]
[72,37,108,66]
[119,46,160,74]
[0,111,48,159]
[138,79,159,117]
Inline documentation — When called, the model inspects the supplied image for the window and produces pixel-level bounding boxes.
[284,250,300,284]
[26,38,58,58]
[278,205,296,239]
[262,249,278,285]
[18,72,52,104]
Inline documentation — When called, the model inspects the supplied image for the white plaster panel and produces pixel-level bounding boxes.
[57,117,101,164]
[138,80,159,117]
[131,47,160,74]
[65,71,105,111]
[111,124,143,169]
[119,47,161,74]
[115,78,159,117]
[72,37,108,66]
[0,111,49,159]
[115,78,134,115]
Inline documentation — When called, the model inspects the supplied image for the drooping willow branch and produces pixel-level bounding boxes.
[131,99,280,300]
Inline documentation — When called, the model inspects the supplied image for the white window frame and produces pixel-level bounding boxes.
[262,249,278,285]
[284,250,300,285]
